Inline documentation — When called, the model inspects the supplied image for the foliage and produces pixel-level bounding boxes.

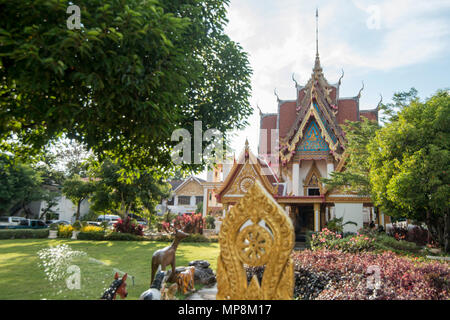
[0,0,252,174]
[80,225,103,233]
[49,223,59,231]
[57,224,73,238]
[368,89,450,252]
[324,217,357,234]
[0,154,46,216]
[62,175,95,220]
[373,233,423,255]
[310,228,375,253]
[72,220,82,231]
[292,249,450,300]
[322,118,380,195]
[113,216,144,236]
[0,228,49,239]
[89,158,171,220]
[80,210,99,222]
[205,215,216,229]
[163,213,205,234]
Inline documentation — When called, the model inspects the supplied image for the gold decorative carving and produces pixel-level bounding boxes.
[216,180,295,300]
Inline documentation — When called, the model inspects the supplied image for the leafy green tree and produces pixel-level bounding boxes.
[368,90,449,252]
[90,158,170,220]
[0,0,252,173]
[0,154,46,217]
[322,118,380,195]
[62,175,96,220]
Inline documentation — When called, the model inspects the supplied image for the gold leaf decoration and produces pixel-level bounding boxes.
[216,180,295,300]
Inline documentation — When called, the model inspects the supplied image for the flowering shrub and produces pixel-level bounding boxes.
[57,225,74,238]
[311,228,375,253]
[162,213,205,234]
[113,217,143,236]
[80,225,103,233]
[292,249,449,300]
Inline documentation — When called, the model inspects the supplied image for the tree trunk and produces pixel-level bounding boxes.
[426,210,450,254]
[76,200,81,221]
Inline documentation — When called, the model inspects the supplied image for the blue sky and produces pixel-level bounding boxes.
[199,0,450,178]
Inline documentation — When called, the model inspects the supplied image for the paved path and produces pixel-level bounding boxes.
[186,284,218,300]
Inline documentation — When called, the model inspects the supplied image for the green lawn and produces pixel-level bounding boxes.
[0,239,219,300]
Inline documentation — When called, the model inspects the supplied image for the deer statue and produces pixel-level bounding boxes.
[151,228,189,284]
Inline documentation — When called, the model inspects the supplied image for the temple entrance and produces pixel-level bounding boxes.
[293,205,315,242]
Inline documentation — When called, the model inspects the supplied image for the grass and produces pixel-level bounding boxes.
[0,239,219,300]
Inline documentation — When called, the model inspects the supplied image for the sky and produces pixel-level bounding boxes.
[198,0,450,179]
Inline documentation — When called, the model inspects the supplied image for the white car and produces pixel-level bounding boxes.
[97,215,120,225]
[0,216,28,227]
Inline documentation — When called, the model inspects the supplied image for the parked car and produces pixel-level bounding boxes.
[0,219,48,229]
[0,216,28,227]
[97,215,120,225]
[86,221,101,226]
[46,219,71,225]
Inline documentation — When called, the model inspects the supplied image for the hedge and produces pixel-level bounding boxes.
[77,231,217,242]
[0,229,49,239]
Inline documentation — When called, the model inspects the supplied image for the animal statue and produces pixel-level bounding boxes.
[100,272,128,300]
[139,270,167,300]
[161,282,178,300]
[176,266,195,295]
[151,228,189,284]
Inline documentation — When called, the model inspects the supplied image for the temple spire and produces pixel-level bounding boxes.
[313,8,322,74]
[316,8,319,58]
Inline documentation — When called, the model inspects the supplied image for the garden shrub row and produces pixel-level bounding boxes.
[0,229,49,239]
[292,249,449,300]
[77,231,217,243]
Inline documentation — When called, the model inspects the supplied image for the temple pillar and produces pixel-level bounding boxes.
[293,162,300,196]
[314,203,320,232]
[202,188,208,217]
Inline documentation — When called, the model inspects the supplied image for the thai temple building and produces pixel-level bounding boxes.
[201,16,390,241]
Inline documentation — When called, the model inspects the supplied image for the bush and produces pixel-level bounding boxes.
[57,225,74,238]
[113,216,144,236]
[77,231,105,241]
[374,233,422,255]
[0,229,49,239]
[80,225,103,233]
[77,231,148,241]
[292,249,450,300]
[310,228,375,253]
[205,215,215,229]
[72,220,82,231]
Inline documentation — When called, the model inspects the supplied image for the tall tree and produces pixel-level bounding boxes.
[90,158,170,220]
[0,154,46,217]
[368,90,449,252]
[322,118,380,195]
[62,175,95,220]
[0,0,252,173]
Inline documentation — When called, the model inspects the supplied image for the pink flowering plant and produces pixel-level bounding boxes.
[311,228,374,253]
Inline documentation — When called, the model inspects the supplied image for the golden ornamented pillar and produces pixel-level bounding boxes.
[216,181,295,300]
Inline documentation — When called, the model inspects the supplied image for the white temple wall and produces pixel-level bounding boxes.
[334,203,364,233]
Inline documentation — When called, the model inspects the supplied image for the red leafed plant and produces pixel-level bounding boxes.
[113,216,144,236]
[163,213,205,234]
[292,249,450,300]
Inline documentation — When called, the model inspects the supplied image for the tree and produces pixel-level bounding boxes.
[368,90,449,252]
[322,118,380,195]
[0,154,46,217]
[0,0,252,173]
[62,175,95,220]
[90,158,171,220]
